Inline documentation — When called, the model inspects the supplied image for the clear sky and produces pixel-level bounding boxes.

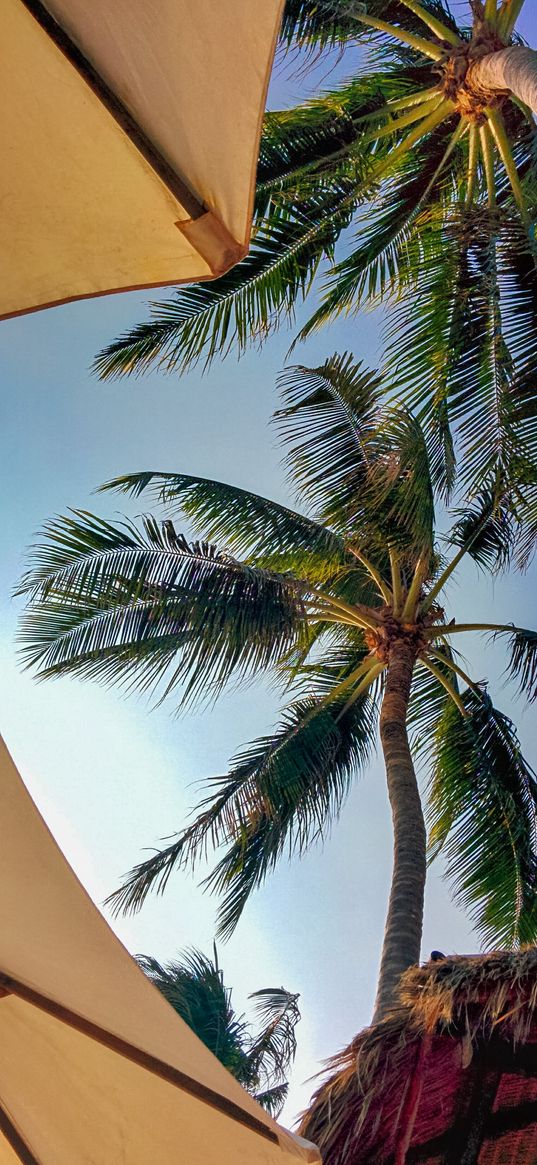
[1,5,536,1126]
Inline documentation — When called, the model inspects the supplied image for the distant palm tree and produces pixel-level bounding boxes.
[139,946,299,1115]
[96,0,537,504]
[17,355,537,1019]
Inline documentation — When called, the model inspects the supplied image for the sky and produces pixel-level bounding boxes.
[1,4,536,1127]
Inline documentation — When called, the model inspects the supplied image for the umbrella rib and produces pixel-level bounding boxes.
[19,0,206,221]
[0,971,279,1145]
[0,1103,42,1165]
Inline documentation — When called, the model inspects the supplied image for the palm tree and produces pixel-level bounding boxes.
[138,946,300,1115]
[17,354,537,1020]
[95,1,537,504]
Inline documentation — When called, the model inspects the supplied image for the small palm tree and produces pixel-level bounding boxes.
[17,355,537,1020]
[139,946,299,1115]
[96,1,537,503]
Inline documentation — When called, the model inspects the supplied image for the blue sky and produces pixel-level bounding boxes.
[1,5,536,1124]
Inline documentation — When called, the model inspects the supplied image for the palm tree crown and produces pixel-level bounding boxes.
[95,1,537,509]
[17,354,537,1017]
[139,946,300,1116]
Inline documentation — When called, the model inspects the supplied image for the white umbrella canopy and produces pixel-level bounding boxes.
[0,737,320,1165]
[1,0,284,319]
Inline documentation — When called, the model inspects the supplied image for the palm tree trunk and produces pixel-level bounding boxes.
[373,639,426,1024]
[470,46,537,114]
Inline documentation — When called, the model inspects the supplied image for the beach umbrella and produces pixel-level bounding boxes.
[1,0,283,319]
[0,737,319,1165]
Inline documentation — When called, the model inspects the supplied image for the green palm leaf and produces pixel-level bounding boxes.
[138,948,299,1113]
[279,0,363,51]
[408,647,459,753]
[277,355,436,556]
[428,689,537,947]
[247,987,301,1086]
[100,470,346,578]
[279,0,460,53]
[275,353,382,528]
[385,210,537,495]
[138,950,248,1070]
[367,405,436,554]
[108,651,377,928]
[252,1083,289,1117]
[504,627,537,701]
[16,511,307,708]
[446,489,517,571]
[208,685,378,939]
[294,112,465,344]
[256,72,409,215]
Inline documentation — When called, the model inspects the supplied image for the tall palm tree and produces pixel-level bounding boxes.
[95,1,537,505]
[17,355,537,1020]
[139,946,300,1115]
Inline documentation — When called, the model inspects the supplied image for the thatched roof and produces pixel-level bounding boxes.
[300,950,537,1165]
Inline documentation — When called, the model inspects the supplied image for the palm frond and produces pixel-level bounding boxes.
[386,210,537,497]
[275,353,382,531]
[505,628,537,701]
[247,987,301,1086]
[253,1083,289,1117]
[257,71,414,213]
[512,482,537,568]
[108,654,377,925]
[512,484,537,568]
[16,511,307,708]
[278,357,436,558]
[279,0,460,54]
[207,686,378,939]
[279,0,363,52]
[408,646,459,756]
[94,197,359,379]
[428,689,537,947]
[295,114,464,344]
[137,950,249,1072]
[446,489,517,572]
[100,470,346,579]
[367,405,436,555]
[138,948,299,1109]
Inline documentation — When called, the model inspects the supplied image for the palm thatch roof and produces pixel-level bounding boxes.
[300,950,537,1165]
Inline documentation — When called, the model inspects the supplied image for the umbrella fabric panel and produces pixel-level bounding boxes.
[45,0,283,246]
[2,0,283,317]
[0,997,308,1165]
[0,739,281,1134]
[0,739,318,1163]
[1,0,212,318]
